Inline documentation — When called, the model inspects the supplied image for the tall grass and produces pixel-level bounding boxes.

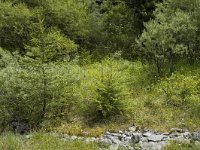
[0,132,99,150]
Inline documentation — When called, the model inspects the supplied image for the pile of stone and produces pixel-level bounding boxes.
[48,126,200,150]
[98,127,200,150]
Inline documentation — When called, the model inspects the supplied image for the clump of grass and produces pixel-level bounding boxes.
[163,141,200,150]
[0,132,100,150]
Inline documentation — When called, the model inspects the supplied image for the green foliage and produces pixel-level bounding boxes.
[95,74,129,119]
[124,0,163,31]
[0,48,83,130]
[26,18,78,62]
[85,1,136,58]
[81,58,134,120]
[42,0,89,40]
[0,1,32,52]
[137,0,200,76]
[158,73,200,109]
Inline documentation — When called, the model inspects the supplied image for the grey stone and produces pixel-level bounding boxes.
[125,131,132,136]
[143,132,153,137]
[182,132,191,139]
[111,133,121,137]
[126,136,132,142]
[162,136,170,141]
[71,135,77,140]
[163,132,170,135]
[141,137,148,142]
[111,137,120,144]
[170,128,183,133]
[140,141,168,150]
[109,144,119,150]
[192,132,200,141]
[105,131,111,135]
[131,133,141,143]
[170,133,180,138]
[148,135,164,142]
[119,130,123,134]
[99,138,112,144]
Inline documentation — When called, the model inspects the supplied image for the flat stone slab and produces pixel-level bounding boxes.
[148,135,164,142]
[143,132,153,137]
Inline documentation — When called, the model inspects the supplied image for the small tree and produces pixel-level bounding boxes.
[137,0,198,77]
[89,58,132,120]
[25,13,78,121]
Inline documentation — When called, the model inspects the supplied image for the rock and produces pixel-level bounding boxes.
[163,132,170,135]
[169,133,180,138]
[99,138,112,145]
[162,136,170,141]
[192,131,200,141]
[105,131,111,135]
[182,132,191,139]
[71,135,77,140]
[140,141,168,150]
[109,144,119,150]
[111,133,121,137]
[170,128,183,133]
[143,132,153,137]
[129,126,137,132]
[131,133,141,143]
[126,136,132,142]
[125,131,132,136]
[119,130,123,134]
[148,135,164,142]
[111,137,120,144]
[141,137,148,142]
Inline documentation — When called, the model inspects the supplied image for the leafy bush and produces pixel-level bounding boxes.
[0,2,33,52]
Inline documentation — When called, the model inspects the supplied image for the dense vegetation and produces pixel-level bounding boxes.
[0,0,199,140]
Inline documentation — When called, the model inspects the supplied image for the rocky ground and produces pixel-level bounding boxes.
[40,126,200,150]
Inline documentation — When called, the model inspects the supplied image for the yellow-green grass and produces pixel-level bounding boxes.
[0,132,101,150]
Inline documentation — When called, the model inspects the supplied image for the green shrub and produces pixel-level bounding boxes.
[158,73,200,109]
[0,48,83,130]
[82,58,133,121]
